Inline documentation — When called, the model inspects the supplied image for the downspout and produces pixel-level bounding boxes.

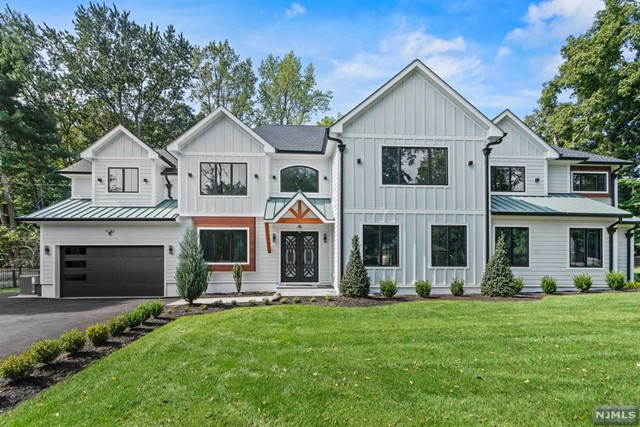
[164,174,173,200]
[610,165,623,207]
[625,225,638,281]
[326,129,345,280]
[607,217,623,272]
[482,133,507,264]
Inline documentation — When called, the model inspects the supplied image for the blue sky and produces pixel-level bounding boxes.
[12,0,604,121]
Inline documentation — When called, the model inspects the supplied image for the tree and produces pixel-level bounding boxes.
[481,236,517,297]
[526,0,640,165]
[316,113,342,126]
[256,51,332,125]
[339,235,371,298]
[43,3,194,146]
[190,40,257,123]
[175,227,208,305]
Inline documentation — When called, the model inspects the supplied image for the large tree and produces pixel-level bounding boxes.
[190,40,257,123]
[256,51,332,125]
[526,0,640,164]
[43,3,194,146]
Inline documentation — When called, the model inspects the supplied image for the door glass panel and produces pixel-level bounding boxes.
[302,235,316,278]
[283,235,297,279]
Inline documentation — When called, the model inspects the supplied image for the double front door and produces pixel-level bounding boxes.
[281,232,318,283]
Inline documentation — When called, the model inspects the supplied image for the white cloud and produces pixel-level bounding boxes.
[285,2,306,18]
[496,46,511,60]
[507,0,603,45]
[539,53,564,79]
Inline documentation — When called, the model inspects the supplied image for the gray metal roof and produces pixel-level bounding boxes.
[492,193,632,217]
[57,159,92,174]
[19,198,178,222]
[253,125,327,153]
[621,216,640,225]
[552,146,633,165]
[264,194,334,221]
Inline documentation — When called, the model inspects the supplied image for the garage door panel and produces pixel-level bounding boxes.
[61,246,164,297]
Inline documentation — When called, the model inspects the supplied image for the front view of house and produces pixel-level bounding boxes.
[21,60,638,298]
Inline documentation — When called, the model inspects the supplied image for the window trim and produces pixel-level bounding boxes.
[570,171,609,194]
[379,145,450,187]
[568,227,604,269]
[429,224,469,268]
[490,165,526,193]
[197,227,251,266]
[494,226,530,268]
[107,167,139,193]
[279,165,320,194]
[199,162,249,197]
[361,223,400,268]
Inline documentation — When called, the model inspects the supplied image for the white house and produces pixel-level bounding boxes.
[21,60,638,298]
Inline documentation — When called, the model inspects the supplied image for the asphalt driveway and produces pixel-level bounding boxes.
[0,292,174,357]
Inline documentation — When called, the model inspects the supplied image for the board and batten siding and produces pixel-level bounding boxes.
[71,176,91,198]
[95,133,148,158]
[490,157,546,196]
[548,162,570,193]
[39,222,185,298]
[92,158,156,206]
[178,115,267,216]
[492,216,615,291]
[269,156,332,198]
[491,115,547,158]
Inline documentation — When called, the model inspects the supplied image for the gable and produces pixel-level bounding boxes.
[492,111,557,158]
[331,60,504,140]
[95,133,148,157]
[181,115,266,154]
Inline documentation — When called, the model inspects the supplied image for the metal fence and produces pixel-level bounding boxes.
[0,268,40,290]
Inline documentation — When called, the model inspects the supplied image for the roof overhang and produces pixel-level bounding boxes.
[491,194,633,218]
[80,125,159,161]
[264,192,333,224]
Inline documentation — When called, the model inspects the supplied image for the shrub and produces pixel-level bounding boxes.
[29,339,63,364]
[605,270,626,291]
[123,310,144,329]
[200,304,208,310]
[0,354,34,381]
[59,329,85,354]
[175,226,208,305]
[415,280,431,298]
[232,264,243,293]
[481,236,517,297]
[379,279,398,299]
[309,297,317,303]
[248,299,257,306]
[231,300,237,306]
[451,278,465,296]
[182,306,190,312]
[86,323,109,346]
[262,298,271,305]
[293,296,301,304]
[324,294,333,301]
[339,235,371,297]
[513,277,524,294]
[107,316,128,336]
[146,300,164,318]
[280,297,289,304]
[573,274,592,292]
[540,276,557,293]
[625,281,640,289]
[635,273,640,282]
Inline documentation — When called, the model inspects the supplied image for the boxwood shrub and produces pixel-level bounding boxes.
[146,300,164,318]
[107,316,128,336]
[0,354,35,381]
[86,323,109,346]
[59,328,86,354]
[379,279,398,299]
[605,270,625,291]
[29,339,63,364]
[415,280,431,298]
[573,274,592,293]
[540,276,557,294]
[451,278,465,296]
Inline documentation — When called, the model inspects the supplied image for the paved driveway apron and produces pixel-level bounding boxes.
[0,293,170,357]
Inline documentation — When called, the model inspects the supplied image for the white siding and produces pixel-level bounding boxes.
[491,116,547,157]
[39,222,185,298]
[617,226,633,279]
[548,162,570,193]
[492,216,614,291]
[331,149,341,288]
[71,176,91,198]
[270,156,332,198]
[490,157,546,196]
[95,133,148,158]
[93,158,156,206]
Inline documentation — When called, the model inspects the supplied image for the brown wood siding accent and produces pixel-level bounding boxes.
[570,166,611,198]
[265,222,272,254]
[193,217,256,272]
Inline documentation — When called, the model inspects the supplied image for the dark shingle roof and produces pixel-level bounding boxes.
[253,125,327,153]
[57,159,92,174]
[552,146,633,165]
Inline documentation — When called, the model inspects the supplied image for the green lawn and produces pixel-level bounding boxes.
[0,288,18,294]
[2,293,640,426]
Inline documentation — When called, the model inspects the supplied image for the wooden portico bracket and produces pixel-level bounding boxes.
[265,222,272,254]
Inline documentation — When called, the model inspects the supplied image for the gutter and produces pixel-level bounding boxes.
[625,225,638,281]
[326,129,345,282]
[482,133,507,264]
[607,217,624,271]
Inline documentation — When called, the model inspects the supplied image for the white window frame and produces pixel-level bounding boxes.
[197,227,251,266]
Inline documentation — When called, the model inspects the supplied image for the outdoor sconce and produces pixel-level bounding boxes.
[356,158,362,164]
[297,225,302,233]
[272,233,276,243]
[323,233,327,243]
[143,178,148,183]
[96,177,103,183]
[188,172,193,178]
[272,175,276,180]
[468,160,474,166]
[168,245,174,255]
[105,229,115,236]
[44,246,50,255]
[535,178,541,183]
[254,173,259,179]
[324,176,328,181]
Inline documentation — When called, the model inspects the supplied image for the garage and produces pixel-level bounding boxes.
[60,246,164,297]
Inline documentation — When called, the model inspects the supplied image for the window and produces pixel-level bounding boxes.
[491,166,525,192]
[200,163,247,195]
[431,225,467,267]
[572,172,607,192]
[108,168,139,193]
[199,229,248,263]
[281,166,319,193]
[570,228,602,267]
[382,147,448,185]
[362,225,399,266]
[495,227,529,267]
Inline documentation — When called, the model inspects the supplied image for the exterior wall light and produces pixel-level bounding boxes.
[168,245,174,255]
[272,233,276,242]
[44,246,50,255]
[323,233,327,243]
[297,225,302,233]
[468,160,474,166]
[357,158,362,164]
[97,178,103,183]
[143,178,148,183]
[254,173,259,179]
[188,172,193,178]
[535,178,540,183]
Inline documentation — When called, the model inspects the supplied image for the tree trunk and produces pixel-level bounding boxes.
[0,133,17,230]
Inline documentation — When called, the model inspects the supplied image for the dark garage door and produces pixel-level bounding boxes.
[61,246,164,297]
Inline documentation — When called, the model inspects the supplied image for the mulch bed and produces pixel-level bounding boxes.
[1,288,637,413]
[203,291,273,297]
